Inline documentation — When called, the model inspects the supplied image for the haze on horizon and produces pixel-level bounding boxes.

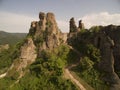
[0,0,120,33]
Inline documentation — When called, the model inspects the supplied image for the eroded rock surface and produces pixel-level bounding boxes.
[94,29,120,90]
[69,17,78,33]
[7,38,37,78]
[78,20,84,30]
[29,12,67,55]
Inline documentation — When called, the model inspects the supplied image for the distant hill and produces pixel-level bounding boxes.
[0,31,27,45]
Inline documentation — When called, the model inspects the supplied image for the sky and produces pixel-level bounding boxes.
[0,0,120,33]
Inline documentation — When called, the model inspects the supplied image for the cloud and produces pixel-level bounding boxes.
[1,11,119,33]
[79,12,120,29]
[0,11,37,33]
[58,12,120,32]
[0,11,68,33]
[57,20,68,32]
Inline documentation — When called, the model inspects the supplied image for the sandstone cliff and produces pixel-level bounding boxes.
[6,38,37,79]
[94,30,120,90]
[5,12,67,79]
[68,22,120,90]
[29,12,67,57]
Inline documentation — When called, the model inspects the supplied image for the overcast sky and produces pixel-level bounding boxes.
[0,0,120,33]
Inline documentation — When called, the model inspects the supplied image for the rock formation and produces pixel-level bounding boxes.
[103,25,120,73]
[68,18,84,39]
[69,17,78,33]
[30,13,120,90]
[7,38,37,78]
[29,12,67,56]
[78,20,84,30]
[94,25,120,75]
[2,12,120,90]
[68,23,120,89]
[6,11,67,79]
[69,18,85,34]
[94,28,120,90]
[29,21,37,36]
[3,12,67,80]
[39,12,46,31]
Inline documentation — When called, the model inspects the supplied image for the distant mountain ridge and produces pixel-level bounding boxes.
[0,31,27,45]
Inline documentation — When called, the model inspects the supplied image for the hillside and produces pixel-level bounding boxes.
[0,31,27,45]
[0,12,120,90]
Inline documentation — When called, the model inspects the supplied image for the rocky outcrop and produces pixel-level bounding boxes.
[29,12,67,55]
[69,17,78,33]
[2,12,66,80]
[94,25,120,75]
[29,21,37,36]
[39,12,46,31]
[7,38,37,78]
[69,18,85,33]
[46,13,59,34]
[78,20,84,30]
[94,28,120,90]
[30,12,61,37]
[68,18,86,40]
[2,12,119,89]
[103,25,120,73]
[68,18,82,39]
[19,38,37,68]
[68,23,120,89]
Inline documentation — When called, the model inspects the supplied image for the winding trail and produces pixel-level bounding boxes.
[65,66,86,90]
[0,44,86,90]
[64,45,86,90]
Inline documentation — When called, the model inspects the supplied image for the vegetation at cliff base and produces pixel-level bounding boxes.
[0,46,18,74]
[0,45,78,90]
[69,28,110,90]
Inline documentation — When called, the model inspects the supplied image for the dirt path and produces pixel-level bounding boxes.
[0,72,6,79]
[64,45,86,90]
[68,45,81,56]
[64,63,86,90]
[64,67,86,90]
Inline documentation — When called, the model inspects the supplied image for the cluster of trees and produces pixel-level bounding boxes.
[69,27,110,89]
[0,45,19,74]
[0,26,112,90]
[0,45,78,90]
[71,43,110,89]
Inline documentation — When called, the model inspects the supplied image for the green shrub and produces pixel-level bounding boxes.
[79,57,94,71]
[0,45,21,71]
[90,26,100,33]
